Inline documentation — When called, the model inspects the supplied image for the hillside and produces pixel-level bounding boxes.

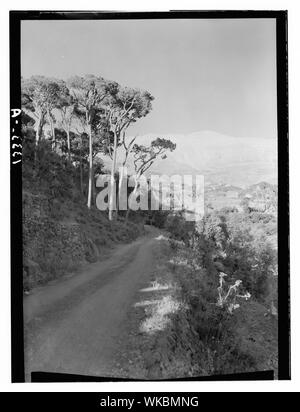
[239,182,278,214]
[205,181,277,213]
[22,138,144,291]
[22,130,278,379]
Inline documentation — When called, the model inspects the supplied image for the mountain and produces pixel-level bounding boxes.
[133,131,277,188]
[144,156,202,177]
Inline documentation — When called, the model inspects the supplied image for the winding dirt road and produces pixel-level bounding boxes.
[24,226,161,381]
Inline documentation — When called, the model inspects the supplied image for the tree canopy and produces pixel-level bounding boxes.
[21,73,176,217]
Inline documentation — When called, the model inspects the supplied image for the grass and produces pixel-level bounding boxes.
[170,241,278,376]
[144,233,278,377]
[140,295,181,334]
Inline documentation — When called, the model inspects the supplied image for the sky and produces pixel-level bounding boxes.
[21,18,277,139]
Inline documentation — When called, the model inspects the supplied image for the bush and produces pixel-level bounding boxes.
[177,259,257,375]
[192,210,276,303]
[165,212,192,244]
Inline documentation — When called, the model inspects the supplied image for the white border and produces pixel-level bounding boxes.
[1,0,299,392]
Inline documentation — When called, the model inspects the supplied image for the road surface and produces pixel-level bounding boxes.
[24,226,161,381]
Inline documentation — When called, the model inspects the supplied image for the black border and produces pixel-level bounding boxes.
[10,10,290,383]
[276,12,290,381]
[10,10,23,383]
[31,370,274,382]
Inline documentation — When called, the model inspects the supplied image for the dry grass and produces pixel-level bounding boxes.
[140,295,181,334]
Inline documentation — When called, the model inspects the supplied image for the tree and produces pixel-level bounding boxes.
[102,86,154,220]
[21,76,66,153]
[72,131,89,195]
[43,78,67,150]
[21,76,48,149]
[132,138,176,178]
[125,137,176,221]
[67,75,117,209]
[116,133,139,215]
[57,88,76,161]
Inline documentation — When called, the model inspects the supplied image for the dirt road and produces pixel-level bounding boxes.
[24,226,162,381]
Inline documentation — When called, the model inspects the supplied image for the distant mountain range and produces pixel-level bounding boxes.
[135,131,277,188]
[103,130,277,188]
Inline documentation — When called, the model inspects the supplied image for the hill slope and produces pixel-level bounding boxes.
[22,140,144,291]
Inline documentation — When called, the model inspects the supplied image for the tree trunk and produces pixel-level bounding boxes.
[125,208,130,223]
[125,178,139,224]
[34,116,42,164]
[108,130,118,221]
[87,123,93,209]
[79,156,84,195]
[35,117,41,146]
[116,164,125,219]
[79,134,83,195]
[67,129,71,161]
[47,110,55,151]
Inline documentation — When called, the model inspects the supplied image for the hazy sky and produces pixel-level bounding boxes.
[21,18,277,138]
